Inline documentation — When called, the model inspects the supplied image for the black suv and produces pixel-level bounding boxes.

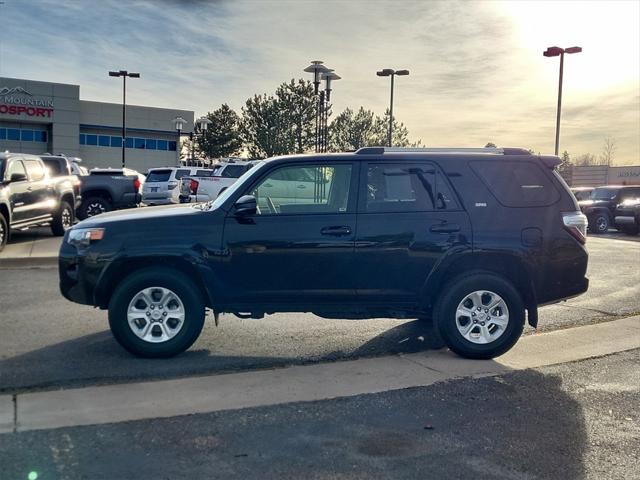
[60,147,589,359]
[578,185,640,234]
[1,152,76,251]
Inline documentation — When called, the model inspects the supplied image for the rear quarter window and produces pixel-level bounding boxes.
[470,160,560,207]
[146,170,172,182]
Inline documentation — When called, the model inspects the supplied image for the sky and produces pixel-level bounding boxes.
[0,0,638,164]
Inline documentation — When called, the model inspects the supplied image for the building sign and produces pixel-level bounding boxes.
[0,86,54,118]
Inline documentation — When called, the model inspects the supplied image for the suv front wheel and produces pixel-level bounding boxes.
[108,267,206,358]
[435,273,525,359]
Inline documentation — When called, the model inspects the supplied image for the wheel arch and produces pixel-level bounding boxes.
[94,256,214,309]
[0,202,10,224]
[422,252,538,327]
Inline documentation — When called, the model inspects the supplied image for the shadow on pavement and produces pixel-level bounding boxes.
[0,320,445,393]
[0,367,588,479]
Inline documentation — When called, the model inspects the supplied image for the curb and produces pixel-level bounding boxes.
[0,256,58,269]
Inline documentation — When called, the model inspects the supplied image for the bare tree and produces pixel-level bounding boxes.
[600,136,616,166]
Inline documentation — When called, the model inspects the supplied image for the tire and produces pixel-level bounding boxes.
[78,196,111,220]
[0,214,8,252]
[108,267,206,358]
[51,200,74,236]
[434,272,525,359]
[588,213,609,234]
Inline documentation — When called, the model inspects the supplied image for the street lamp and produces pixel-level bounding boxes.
[172,116,212,166]
[543,46,582,155]
[377,68,409,147]
[305,61,339,153]
[172,116,187,165]
[108,70,140,168]
[304,60,330,95]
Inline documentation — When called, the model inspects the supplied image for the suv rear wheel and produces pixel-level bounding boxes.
[108,267,205,358]
[589,213,609,234]
[434,273,525,359]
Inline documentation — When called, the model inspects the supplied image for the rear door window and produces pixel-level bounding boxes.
[470,160,560,207]
[146,170,172,182]
[41,158,64,177]
[362,162,458,212]
[173,169,191,180]
[220,165,247,178]
[24,160,46,181]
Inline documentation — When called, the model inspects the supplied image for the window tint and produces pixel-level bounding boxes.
[86,134,98,146]
[110,136,121,147]
[470,160,560,207]
[147,169,172,182]
[157,140,168,151]
[41,158,64,176]
[24,160,46,181]
[98,135,110,147]
[220,165,247,178]
[195,169,214,177]
[0,128,6,140]
[134,138,145,149]
[365,163,446,212]
[7,129,20,141]
[174,169,191,180]
[21,130,34,141]
[250,164,352,215]
[7,160,27,180]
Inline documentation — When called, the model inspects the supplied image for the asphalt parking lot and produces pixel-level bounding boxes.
[0,234,638,394]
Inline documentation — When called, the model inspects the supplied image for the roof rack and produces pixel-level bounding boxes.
[355,147,531,155]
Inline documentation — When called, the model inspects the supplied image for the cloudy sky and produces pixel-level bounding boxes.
[1,0,638,163]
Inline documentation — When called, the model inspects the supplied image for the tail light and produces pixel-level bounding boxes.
[167,181,178,190]
[133,177,141,192]
[189,179,199,195]
[562,211,588,244]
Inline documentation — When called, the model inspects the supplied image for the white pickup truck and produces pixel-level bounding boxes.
[179,162,258,203]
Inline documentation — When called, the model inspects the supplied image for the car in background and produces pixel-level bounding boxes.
[570,186,594,201]
[614,197,640,235]
[1,152,76,251]
[179,161,257,202]
[578,185,640,233]
[142,167,215,206]
[76,168,145,220]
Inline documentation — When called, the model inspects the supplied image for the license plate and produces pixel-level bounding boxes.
[150,187,158,192]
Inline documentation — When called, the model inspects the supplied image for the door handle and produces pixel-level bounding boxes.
[297,185,307,189]
[264,183,273,187]
[320,226,352,236]
[429,223,461,233]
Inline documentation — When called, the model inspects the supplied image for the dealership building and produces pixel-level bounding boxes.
[0,76,194,172]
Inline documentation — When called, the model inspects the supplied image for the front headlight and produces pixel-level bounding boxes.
[67,228,105,248]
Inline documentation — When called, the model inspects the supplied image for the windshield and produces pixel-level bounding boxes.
[590,188,618,200]
[202,160,266,211]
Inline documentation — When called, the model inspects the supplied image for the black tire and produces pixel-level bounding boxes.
[51,200,74,236]
[588,213,609,234]
[78,196,111,220]
[434,272,525,359]
[0,214,8,252]
[108,267,206,358]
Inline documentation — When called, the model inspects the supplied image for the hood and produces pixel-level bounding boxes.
[75,203,203,228]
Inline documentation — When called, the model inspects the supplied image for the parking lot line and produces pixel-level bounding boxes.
[1,315,638,434]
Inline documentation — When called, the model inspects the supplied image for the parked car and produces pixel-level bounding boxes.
[76,168,145,220]
[143,167,215,206]
[1,152,76,251]
[614,197,640,235]
[570,186,594,201]
[40,154,82,211]
[59,147,589,360]
[179,161,257,203]
[578,185,640,233]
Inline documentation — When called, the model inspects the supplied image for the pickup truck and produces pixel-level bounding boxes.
[40,154,82,210]
[77,168,145,220]
[0,152,76,251]
[178,162,257,202]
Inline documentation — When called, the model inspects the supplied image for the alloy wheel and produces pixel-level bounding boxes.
[86,202,106,217]
[126,287,186,343]
[455,290,510,344]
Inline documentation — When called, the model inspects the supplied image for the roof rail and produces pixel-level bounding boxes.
[355,147,531,155]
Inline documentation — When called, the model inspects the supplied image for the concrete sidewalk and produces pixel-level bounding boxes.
[2,315,638,434]
[0,229,61,268]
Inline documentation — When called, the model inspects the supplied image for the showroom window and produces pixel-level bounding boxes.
[98,135,110,147]
[0,128,47,143]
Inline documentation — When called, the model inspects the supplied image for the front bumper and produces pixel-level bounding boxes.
[59,240,101,306]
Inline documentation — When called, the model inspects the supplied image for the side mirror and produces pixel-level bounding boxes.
[10,173,28,183]
[234,195,257,216]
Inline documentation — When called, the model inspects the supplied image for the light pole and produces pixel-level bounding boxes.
[108,70,140,168]
[376,68,409,147]
[304,61,340,153]
[543,46,582,155]
[172,116,212,166]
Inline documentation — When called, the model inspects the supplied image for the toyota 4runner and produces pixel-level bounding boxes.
[59,147,589,359]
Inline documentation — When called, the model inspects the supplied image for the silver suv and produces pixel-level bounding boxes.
[142,167,215,205]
